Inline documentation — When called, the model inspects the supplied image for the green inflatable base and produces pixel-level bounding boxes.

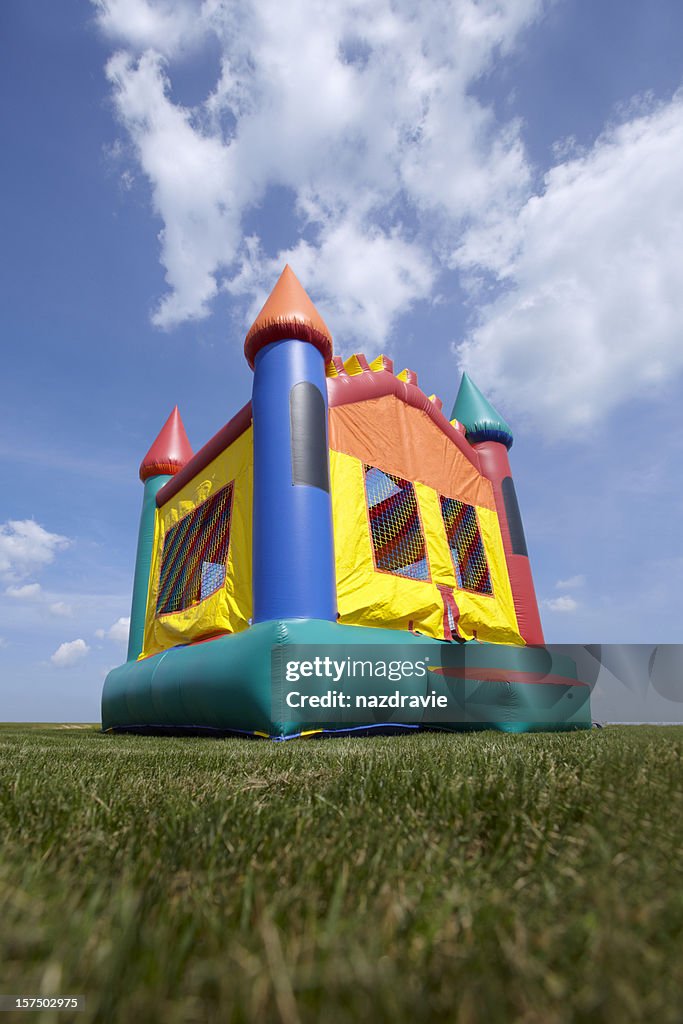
[101,620,591,737]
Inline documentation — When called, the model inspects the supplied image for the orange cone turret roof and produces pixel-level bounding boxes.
[139,406,194,481]
[244,265,333,369]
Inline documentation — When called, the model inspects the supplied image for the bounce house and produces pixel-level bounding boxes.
[102,266,591,737]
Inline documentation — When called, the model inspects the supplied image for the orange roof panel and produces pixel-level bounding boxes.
[244,265,333,368]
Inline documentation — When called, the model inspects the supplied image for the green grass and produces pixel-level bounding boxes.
[1,725,682,1023]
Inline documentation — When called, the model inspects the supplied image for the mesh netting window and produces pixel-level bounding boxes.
[156,482,234,616]
[364,466,430,581]
[440,496,493,595]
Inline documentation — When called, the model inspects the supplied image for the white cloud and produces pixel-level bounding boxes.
[94,4,683,439]
[49,601,74,618]
[0,637,7,649]
[456,93,683,436]
[105,616,131,642]
[95,0,545,340]
[51,639,90,667]
[96,617,131,642]
[105,48,239,327]
[544,595,579,613]
[93,0,207,56]
[0,520,70,582]
[6,583,43,600]
[555,575,585,590]
[229,225,435,347]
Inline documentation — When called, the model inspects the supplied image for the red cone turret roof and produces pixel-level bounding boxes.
[244,265,333,369]
[139,406,194,482]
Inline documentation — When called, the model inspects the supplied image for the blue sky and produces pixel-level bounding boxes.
[2,0,683,722]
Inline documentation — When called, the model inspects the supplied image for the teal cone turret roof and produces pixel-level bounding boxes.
[450,372,513,449]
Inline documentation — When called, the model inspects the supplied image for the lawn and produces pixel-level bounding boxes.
[0,724,681,1022]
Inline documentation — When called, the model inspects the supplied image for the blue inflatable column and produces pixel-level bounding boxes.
[245,266,337,623]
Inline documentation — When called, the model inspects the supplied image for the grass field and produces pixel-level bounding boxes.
[0,724,682,1023]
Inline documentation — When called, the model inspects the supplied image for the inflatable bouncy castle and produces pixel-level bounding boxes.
[102,267,591,736]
